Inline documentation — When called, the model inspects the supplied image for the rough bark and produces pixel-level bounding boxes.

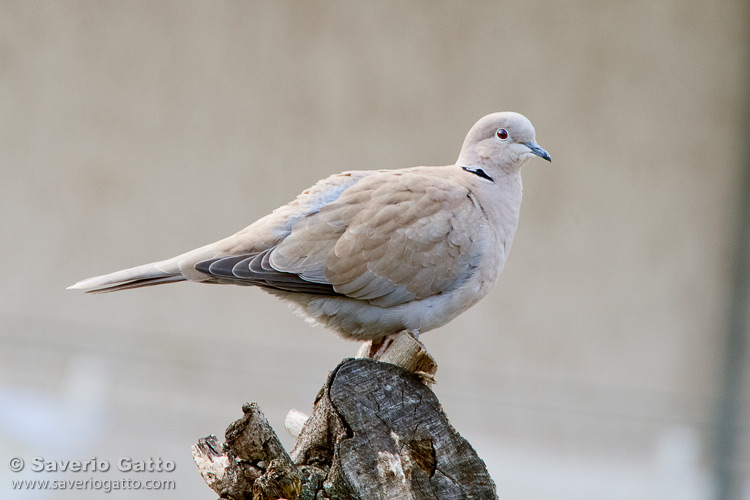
[193,333,497,499]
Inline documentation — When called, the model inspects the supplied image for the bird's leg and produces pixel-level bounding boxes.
[368,335,394,359]
[367,329,421,359]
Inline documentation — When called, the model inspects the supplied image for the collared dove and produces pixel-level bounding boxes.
[69,112,550,340]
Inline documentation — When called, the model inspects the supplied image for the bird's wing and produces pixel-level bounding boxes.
[259,170,491,306]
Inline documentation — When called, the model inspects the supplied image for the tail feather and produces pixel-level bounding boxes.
[68,240,243,294]
[83,275,187,294]
[67,261,184,293]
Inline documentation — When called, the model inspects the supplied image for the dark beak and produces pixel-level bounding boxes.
[525,142,551,162]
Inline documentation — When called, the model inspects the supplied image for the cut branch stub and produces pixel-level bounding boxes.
[356,330,438,384]
[225,403,293,467]
[193,402,297,500]
[192,434,262,500]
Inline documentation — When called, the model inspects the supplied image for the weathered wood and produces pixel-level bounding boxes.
[252,459,302,500]
[225,403,293,467]
[193,350,496,499]
[293,359,497,499]
[193,435,254,497]
[192,402,295,500]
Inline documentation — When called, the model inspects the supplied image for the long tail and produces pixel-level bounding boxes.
[67,261,187,294]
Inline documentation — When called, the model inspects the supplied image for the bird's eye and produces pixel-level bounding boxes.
[496,128,509,140]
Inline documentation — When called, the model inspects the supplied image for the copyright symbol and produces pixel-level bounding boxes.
[9,457,24,472]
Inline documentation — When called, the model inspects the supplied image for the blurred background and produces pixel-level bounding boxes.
[1,1,749,499]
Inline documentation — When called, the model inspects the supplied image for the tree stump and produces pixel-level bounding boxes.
[193,332,497,499]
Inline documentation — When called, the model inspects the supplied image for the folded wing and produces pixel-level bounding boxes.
[197,171,489,307]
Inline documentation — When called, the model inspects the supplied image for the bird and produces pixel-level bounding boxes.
[69,112,550,341]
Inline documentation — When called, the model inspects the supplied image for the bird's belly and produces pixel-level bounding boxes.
[271,254,504,341]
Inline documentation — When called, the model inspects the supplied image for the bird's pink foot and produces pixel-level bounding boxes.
[367,330,420,359]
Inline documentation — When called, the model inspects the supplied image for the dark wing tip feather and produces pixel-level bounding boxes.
[195,252,342,297]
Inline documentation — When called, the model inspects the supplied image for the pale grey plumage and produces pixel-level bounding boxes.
[69,112,550,340]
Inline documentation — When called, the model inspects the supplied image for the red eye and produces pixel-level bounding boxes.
[496,128,509,140]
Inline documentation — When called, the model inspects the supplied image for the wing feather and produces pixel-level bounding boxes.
[194,169,489,306]
[270,170,489,307]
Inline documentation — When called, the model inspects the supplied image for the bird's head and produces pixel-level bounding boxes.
[457,112,550,174]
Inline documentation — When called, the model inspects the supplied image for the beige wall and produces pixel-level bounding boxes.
[1,1,748,498]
